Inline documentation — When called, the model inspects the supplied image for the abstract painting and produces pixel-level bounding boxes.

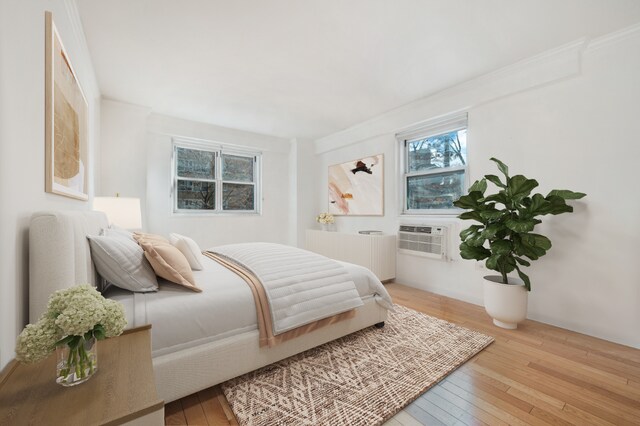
[45,11,89,200]
[328,154,383,215]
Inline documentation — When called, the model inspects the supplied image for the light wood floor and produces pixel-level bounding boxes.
[165,283,640,425]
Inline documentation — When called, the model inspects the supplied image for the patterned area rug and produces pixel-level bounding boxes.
[222,305,493,426]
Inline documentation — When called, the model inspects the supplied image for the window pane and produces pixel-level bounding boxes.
[408,129,467,172]
[177,180,215,210]
[177,148,215,179]
[223,183,254,210]
[222,154,254,182]
[407,170,465,210]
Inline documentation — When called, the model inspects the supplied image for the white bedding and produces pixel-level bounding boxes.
[208,242,365,335]
[106,255,392,357]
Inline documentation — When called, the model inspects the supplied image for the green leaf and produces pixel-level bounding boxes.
[484,174,506,188]
[480,224,503,239]
[453,191,483,209]
[521,233,552,250]
[486,254,500,270]
[483,192,508,205]
[459,242,491,261]
[490,239,512,255]
[479,209,505,220]
[514,257,531,267]
[55,335,75,347]
[527,193,548,215]
[543,195,574,215]
[505,217,537,233]
[515,267,531,291]
[468,178,487,194]
[507,175,539,201]
[490,158,509,179]
[93,324,106,340]
[458,211,484,222]
[548,189,586,200]
[459,225,482,240]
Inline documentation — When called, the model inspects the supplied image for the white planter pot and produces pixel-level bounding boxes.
[483,275,528,329]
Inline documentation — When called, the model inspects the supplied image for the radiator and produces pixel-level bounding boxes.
[305,230,396,281]
[397,225,448,259]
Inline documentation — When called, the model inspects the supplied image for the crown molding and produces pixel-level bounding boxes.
[586,22,640,52]
[315,38,588,154]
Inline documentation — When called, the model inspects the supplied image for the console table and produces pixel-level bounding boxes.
[305,229,396,281]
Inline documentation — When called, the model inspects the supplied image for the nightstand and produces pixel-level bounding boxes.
[0,325,163,425]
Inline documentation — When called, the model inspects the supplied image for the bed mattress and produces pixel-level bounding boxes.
[105,256,392,357]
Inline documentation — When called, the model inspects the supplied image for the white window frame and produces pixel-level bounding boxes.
[397,113,469,215]
[171,138,262,215]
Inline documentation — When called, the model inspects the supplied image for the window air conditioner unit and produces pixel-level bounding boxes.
[398,225,448,260]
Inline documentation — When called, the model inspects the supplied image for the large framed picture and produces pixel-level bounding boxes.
[44,11,89,200]
[328,154,384,216]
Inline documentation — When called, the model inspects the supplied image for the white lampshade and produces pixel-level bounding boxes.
[93,197,142,230]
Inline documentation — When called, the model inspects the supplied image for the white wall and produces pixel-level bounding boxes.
[0,0,101,370]
[100,101,294,250]
[312,27,640,348]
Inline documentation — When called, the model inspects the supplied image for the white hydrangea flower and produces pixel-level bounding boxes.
[55,292,106,336]
[15,318,59,363]
[101,299,127,337]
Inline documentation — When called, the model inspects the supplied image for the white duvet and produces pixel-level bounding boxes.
[106,256,392,357]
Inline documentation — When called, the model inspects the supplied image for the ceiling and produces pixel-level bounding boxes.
[78,0,640,140]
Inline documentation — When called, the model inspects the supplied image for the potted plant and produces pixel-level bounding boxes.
[453,158,585,329]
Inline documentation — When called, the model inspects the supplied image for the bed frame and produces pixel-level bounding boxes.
[29,211,388,403]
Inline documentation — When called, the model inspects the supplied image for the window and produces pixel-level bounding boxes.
[398,114,468,214]
[173,140,260,214]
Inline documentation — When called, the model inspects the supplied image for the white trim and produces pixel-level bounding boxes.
[585,22,640,52]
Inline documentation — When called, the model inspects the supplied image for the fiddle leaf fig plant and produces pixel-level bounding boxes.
[453,158,585,291]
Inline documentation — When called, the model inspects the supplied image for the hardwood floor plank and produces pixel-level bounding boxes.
[439,380,532,426]
[198,387,230,425]
[413,394,464,425]
[392,410,428,426]
[529,406,574,426]
[528,361,640,406]
[430,385,508,426]
[404,402,448,426]
[217,391,239,426]
[467,363,566,410]
[181,393,208,425]
[165,400,187,425]
[562,404,619,426]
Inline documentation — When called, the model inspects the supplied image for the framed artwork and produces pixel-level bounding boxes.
[328,154,384,216]
[45,11,89,200]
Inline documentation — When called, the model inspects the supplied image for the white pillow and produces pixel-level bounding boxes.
[88,234,159,292]
[169,233,204,271]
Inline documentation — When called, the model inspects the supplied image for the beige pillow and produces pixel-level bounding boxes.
[134,232,169,244]
[138,240,201,292]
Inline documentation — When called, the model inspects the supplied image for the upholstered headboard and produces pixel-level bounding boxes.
[29,210,109,323]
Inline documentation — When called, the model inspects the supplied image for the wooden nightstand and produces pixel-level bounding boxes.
[0,325,163,426]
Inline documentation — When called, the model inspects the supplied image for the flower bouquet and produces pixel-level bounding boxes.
[15,284,127,386]
[316,212,334,224]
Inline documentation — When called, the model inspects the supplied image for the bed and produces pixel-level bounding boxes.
[28,210,390,403]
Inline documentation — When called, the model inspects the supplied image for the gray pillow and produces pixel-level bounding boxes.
[87,234,158,292]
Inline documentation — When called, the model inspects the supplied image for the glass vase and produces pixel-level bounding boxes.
[56,336,98,386]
